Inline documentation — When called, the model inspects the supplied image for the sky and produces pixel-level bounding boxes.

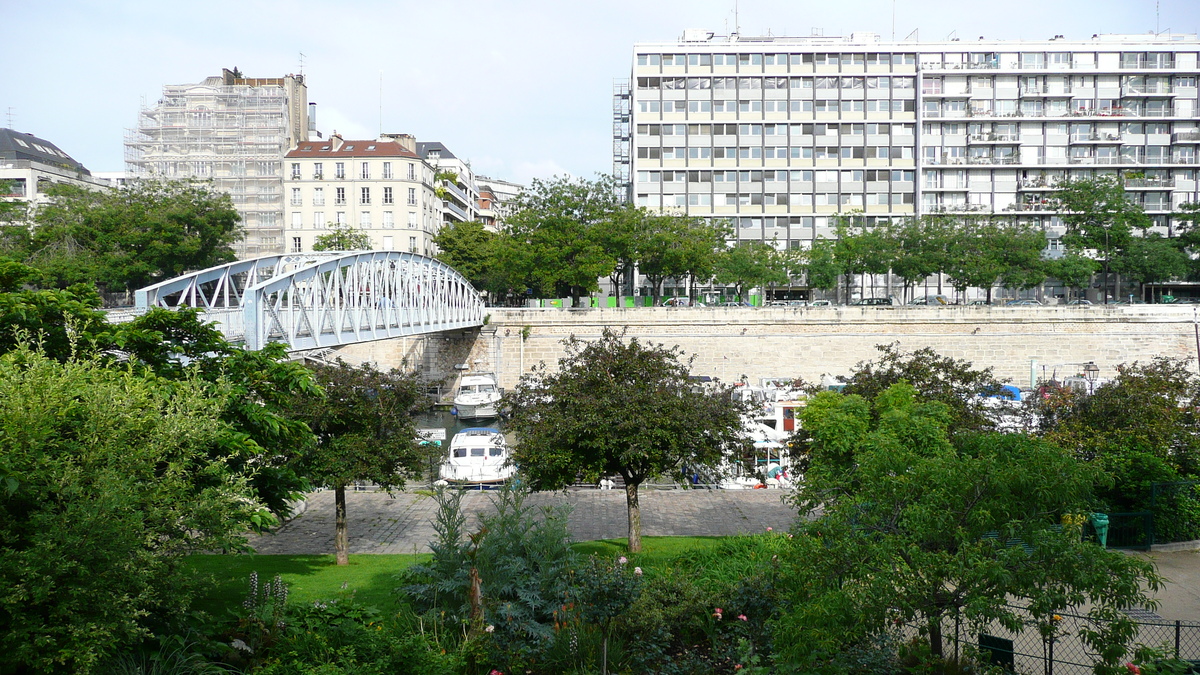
[2,0,1198,186]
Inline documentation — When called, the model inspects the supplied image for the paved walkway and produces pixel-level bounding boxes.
[248,487,799,555]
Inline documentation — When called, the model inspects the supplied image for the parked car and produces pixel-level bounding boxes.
[908,295,952,306]
[767,300,808,307]
[719,301,752,307]
[663,297,703,307]
[1005,299,1043,306]
[851,297,895,306]
[1066,299,1093,306]
[808,299,833,307]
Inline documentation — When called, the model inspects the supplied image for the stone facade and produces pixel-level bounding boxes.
[334,306,1200,391]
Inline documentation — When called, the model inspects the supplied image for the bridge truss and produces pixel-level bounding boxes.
[136,251,485,350]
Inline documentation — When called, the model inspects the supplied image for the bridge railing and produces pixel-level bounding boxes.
[136,251,485,350]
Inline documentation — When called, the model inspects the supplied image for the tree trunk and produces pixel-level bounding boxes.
[929,616,944,658]
[335,485,349,565]
[625,481,642,553]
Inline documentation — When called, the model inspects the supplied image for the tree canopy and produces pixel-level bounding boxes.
[777,384,1163,672]
[504,328,748,551]
[23,180,240,292]
[0,346,270,673]
[498,176,628,303]
[288,360,427,564]
[313,221,373,251]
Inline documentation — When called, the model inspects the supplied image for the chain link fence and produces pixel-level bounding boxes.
[915,605,1200,674]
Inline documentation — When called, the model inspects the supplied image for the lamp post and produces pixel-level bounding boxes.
[1083,361,1100,394]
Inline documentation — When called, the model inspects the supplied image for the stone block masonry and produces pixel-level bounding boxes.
[334,306,1200,390]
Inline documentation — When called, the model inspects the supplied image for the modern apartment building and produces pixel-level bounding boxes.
[126,69,312,258]
[618,31,1200,255]
[0,128,110,207]
[417,142,479,225]
[283,133,442,255]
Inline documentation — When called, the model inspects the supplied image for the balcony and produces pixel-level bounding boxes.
[1172,131,1200,143]
[1017,178,1062,190]
[966,156,1020,165]
[1124,178,1176,189]
[442,200,468,221]
[968,134,1019,143]
[1067,156,1123,165]
[1122,84,1175,96]
[1069,133,1122,143]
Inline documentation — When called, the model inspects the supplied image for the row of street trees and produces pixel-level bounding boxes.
[434,176,789,305]
[435,175,1200,305]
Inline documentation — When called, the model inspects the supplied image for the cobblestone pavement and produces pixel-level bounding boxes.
[248,487,799,555]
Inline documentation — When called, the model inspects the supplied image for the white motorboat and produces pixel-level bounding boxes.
[438,427,515,485]
[453,373,501,420]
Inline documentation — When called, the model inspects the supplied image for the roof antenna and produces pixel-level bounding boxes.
[299,51,306,76]
[4,108,13,129]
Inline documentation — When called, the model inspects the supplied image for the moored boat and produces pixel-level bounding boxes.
[438,427,515,485]
[453,373,501,420]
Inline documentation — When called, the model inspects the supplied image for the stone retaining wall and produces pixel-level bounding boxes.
[334,306,1200,390]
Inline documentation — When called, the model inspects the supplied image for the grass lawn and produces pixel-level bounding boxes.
[185,554,429,612]
[185,536,733,616]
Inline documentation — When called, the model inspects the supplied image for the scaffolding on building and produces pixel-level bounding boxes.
[125,72,308,259]
[612,79,631,201]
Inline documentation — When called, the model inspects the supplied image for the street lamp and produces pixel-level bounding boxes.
[1083,361,1100,394]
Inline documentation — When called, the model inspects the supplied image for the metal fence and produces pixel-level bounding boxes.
[925,605,1200,674]
[1151,481,1200,546]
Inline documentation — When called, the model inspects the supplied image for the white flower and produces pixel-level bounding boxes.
[231,639,253,654]
[634,566,643,576]
[485,624,495,633]
[618,556,628,565]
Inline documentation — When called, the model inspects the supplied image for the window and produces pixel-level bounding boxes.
[290,212,302,228]
[383,211,394,228]
[290,163,300,179]
[335,162,345,179]
[360,211,371,227]
[313,162,323,179]
[409,236,417,251]
[407,188,417,206]
[360,187,371,205]
[335,187,346,205]
[407,163,416,180]
[314,211,324,228]
[313,187,324,206]
[291,187,302,206]
[361,162,370,179]
[408,212,418,227]
[292,237,302,253]
[336,211,346,224]
[382,162,392,179]
[382,235,394,249]
[383,186,393,204]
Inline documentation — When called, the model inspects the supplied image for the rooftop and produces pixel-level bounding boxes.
[0,128,90,174]
[286,139,420,159]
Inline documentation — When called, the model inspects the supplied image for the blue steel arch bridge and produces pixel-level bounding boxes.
[134,251,485,351]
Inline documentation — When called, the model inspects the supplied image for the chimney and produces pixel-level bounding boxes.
[308,102,317,131]
[394,133,416,154]
[330,133,344,151]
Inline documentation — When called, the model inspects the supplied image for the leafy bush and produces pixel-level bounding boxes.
[402,486,579,671]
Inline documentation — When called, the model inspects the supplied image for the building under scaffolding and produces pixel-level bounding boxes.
[125,68,312,258]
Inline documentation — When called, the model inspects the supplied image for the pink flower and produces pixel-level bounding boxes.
[766,527,773,532]
[713,608,723,620]
[618,556,628,565]
[738,614,748,621]
[1126,664,1141,675]
[735,665,743,671]
[634,566,643,576]
[490,670,504,675]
